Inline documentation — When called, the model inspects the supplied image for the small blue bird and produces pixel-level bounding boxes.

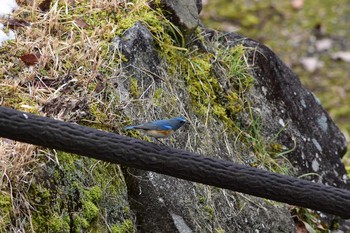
[124,116,188,138]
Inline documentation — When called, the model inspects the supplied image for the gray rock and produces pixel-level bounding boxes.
[221,33,349,188]
[154,0,200,37]
[123,167,295,232]
[113,16,348,233]
[113,21,161,86]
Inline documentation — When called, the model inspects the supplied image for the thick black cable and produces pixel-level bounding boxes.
[0,106,349,218]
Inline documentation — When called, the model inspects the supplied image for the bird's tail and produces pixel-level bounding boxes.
[123,125,135,130]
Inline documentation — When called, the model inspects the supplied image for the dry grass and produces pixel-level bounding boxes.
[0,139,38,231]
[0,0,126,118]
[0,0,292,186]
[0,0,133,231]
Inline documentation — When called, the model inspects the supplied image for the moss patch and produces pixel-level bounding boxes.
[0,192,12,232]
[111,219,134,233]
[25,151,132,232]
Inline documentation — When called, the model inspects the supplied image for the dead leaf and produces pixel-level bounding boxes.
[296,222,307,233]
[301,221,317,233]
[75,18,89,29]
[20,53,40,66]
[5,18,31,29]
[39,0,52,12]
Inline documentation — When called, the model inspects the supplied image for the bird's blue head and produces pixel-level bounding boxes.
[168,116,188,131]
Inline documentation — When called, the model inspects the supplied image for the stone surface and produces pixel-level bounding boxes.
[113,21,161,84]
[155,0,200,37]
[122,168,295,233]
[113,22,298,232]
[217,32,349,189]
[113,13,349,233]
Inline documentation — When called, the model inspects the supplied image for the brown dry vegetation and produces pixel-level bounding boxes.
[1,1,134,231]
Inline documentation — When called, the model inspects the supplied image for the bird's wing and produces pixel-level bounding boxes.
[134,120,173,131]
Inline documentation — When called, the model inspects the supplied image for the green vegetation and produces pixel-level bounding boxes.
[0,0,298,231]
[111,219,134,233]
[0,192,12,232]
[20,151,130,232]
[202,0,350,165]
[202,0,350,230]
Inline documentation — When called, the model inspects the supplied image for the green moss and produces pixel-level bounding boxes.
[129,78,140,98]
[82,200,99,222]
[48,213,70,233]
[198,196,206,204]
[0,192,12,231]
[202,205,215,220]
[34,185,51,203]
[0,85,39,113]
[22,150,133,232]
[166,43,254,132]
[87,101,111,130]
[74,215,89,229]
[111,219,134,233]
[84,186,103,203]
[153,88,164,106]
[30,184,59,232]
